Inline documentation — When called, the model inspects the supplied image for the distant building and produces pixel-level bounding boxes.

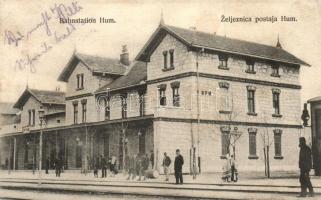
[0,102,20,126]
[0,21,310,174]
[0,88,65,170]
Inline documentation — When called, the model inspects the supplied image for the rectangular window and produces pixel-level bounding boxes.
[249,133,257,157]
[273,92,280,115]
[169,49,174,68]
[274,134,282,156]
[221,132,230,156]
[76,74,84,89]
[159,89,166,106]
[172,87,180,107]
[80,74,84,89]
[139,131,146,155]
[76,74,80,89]
[28,110,31,126]
[218,54,228,69]
[32,109,35,126]
[121,97,127,119]
[82,102,87,123]
[218,87,231,112]
[274,130,282,158]
[163,51,168,69]
[247,90,256,114]
[271,65,280,76]
[73,102,78,124]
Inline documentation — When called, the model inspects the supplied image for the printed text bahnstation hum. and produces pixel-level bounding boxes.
[59,17,116,24]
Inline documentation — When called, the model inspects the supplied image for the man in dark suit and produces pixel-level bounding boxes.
[55,157,61,177]
[45,157,50,174]
[298,137,314,197]
[101,154,107,178]
[174,149,184,184]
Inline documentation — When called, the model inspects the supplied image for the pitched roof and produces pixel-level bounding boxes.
[14,88,65,109]
[96,61,147,93]
[0,102,20,114]
[136,24,309,66]
[58,53,127,82]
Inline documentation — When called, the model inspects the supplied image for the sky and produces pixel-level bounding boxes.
[0,0,320,105]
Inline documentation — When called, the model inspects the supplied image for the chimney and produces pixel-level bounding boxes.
[120,45,130,66]
[189,26,197,31]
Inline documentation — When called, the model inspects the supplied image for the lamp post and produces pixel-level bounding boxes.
[301,103,310,127]
[38,108,45,186]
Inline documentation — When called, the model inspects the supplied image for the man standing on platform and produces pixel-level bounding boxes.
[55,157,62,177]
[101,154,107,178]
[298,137,314,197]
[174,149,184,184]
[45,157,50,174]
[162,152,171,181]
[150,150,154,169]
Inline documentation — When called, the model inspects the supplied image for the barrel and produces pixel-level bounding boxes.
[144,170,159,178]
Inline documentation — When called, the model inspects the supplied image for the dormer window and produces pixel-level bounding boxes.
[246,60,255,73]
[218,54,228,70]
[76,74,84,90]
[271,64,280,77]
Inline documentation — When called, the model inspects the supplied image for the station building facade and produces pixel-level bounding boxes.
[0,22,310,174]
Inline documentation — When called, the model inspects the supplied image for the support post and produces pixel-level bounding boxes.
[13,137,16,171]
[8,138,12,174]
[84,125,88,175]
[263,147,267,176]
[38,129,43,185]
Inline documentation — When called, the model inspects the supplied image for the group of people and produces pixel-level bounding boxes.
[126,152,151,181]
[222,154,238,182]
[89,149,185,185]
[40,137,314,198]
[162,149,184,184]
[92,151,155,181]
[93,154,117,178]
[45,156,63,177]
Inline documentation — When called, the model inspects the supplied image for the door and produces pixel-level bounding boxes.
[103,134,109,157]
[75,143,82,168]
[314,109,321,175]
[139,131,145,155]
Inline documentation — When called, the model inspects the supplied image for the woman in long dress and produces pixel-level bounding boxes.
[222,154,232,182]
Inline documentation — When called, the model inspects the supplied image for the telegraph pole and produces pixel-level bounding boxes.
[194,47,204,179]
[38,109,45,186]
[38,125,43,185]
